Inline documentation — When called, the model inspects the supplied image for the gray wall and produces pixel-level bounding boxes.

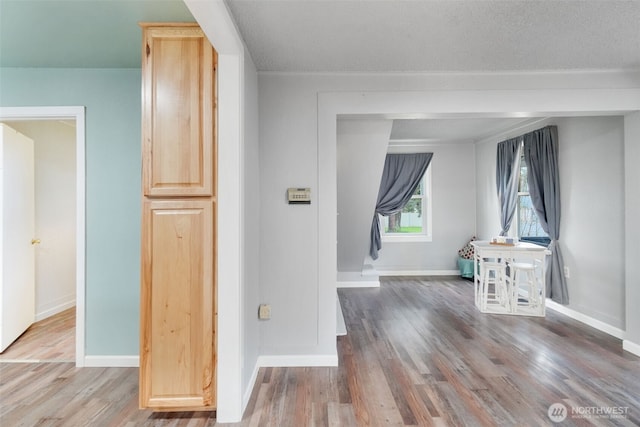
[242,50,260,398]
[337,119,392,275]
[475,116,626,329]
[625,112,640,347]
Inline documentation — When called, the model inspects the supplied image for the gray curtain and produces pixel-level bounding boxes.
[369,153,433,260]
[496,137,522,236]
[523,125,569,304]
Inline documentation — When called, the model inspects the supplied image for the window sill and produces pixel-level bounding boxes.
[382,234,433,243]
[519,236,551,246]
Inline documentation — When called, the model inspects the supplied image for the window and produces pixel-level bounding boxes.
[380,168,432,242]
[517,148,549,244]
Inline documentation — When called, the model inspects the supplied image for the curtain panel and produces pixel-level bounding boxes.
[523,125,569,304]
[496,137,522,236]
[369,153,433,260]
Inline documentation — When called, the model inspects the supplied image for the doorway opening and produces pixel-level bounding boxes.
[0,106,85,367]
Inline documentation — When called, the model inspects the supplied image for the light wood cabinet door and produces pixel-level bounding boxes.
[139,23,217,412]
[140,199,216,410]
[141,24,216,197]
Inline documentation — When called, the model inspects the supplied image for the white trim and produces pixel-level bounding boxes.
[546,300,625,340]
[35,297,75,322]
[243,360,261,409]
[377,269,460,277]
[336,296,347,336]
[214,54,244,423]
[0,106,85,368]
[337,280,380,288]
[622,340,640,357]
[382,234,433,243]
[83,355,139,368]
[257,354,339,367]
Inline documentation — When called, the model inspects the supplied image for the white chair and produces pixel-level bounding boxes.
[480,260,509,312]
[508,261,544,316]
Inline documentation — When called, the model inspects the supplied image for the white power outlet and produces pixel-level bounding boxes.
[564,266,570,278]
[258,304,271,320]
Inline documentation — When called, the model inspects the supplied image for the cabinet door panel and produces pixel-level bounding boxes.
[142,26,215,197]
[140,199,215,410]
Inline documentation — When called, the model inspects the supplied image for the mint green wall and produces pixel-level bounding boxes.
[0,67,142,355]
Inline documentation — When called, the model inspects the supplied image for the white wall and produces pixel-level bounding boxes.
[337,119,392,276]
[242,47,261,407]
[2,120,76,320]
[624,112,640,352]
[184,0,249,421]
[258,77,322,355]
[475,116,626,329]
[372,143,476,273]
[259,70,640,363]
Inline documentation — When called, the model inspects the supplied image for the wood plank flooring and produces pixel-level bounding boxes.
[1,277,639,426]
[0,307,75,362]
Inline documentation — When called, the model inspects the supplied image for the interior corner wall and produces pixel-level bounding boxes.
[475,116,626,330]
[371,143,476,273]
[625,111,640,349]
[0,67,142,355]
[242,47,261,405]
[337,119,392,275]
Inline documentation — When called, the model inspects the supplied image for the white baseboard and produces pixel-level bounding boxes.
[337,280,380,288]
[243,360,261,409]
[83,355,139,367]
[546,300,625,340]
[376,269,460,277]
[623,340,640,357]
[36,296,75,322]
[336,295,347,336]
[257,354,338,368]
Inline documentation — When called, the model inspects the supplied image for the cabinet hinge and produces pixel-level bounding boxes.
[146,44,151,57]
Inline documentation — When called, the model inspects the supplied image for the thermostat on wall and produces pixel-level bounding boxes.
[287,187,311,204]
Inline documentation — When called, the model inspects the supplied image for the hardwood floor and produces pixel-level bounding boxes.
[1,277,639,426]
[0,307,75,362]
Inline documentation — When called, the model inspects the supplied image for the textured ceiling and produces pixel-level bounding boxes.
[2,0,638,72]
[227,0,640,73]
[1,0,636,142]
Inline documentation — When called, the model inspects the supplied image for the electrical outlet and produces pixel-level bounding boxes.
[564,266,570,278]
[258,304,271,320]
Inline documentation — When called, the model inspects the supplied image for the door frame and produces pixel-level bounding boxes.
[0,106,85,367]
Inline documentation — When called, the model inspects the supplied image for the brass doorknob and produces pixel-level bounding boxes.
[31,239,41,245]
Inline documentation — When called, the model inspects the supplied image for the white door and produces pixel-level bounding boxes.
[0,123,36,352]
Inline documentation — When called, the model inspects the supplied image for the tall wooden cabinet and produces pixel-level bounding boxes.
[139,23,217,411]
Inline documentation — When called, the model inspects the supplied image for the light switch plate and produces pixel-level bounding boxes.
[258,304,271,320]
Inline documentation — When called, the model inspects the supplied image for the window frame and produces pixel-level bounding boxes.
[515,143,550,244]
[380,167,432,243]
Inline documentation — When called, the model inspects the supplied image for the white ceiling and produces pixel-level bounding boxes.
[389,117,537,144]
[1,1,637,143]
[226,0,638,142]
[226,0,640,73]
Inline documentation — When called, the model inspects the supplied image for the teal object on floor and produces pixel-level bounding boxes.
[458,257,474,279]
